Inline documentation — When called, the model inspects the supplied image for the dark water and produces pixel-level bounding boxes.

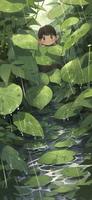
[13,111,92,200]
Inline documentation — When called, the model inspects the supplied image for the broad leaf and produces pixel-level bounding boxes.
[47,3,69,19]
[62,167,86,177]
[49,69,61,85]
[63,0,88,5]
[13,112,44,137]
[55,139,76,148]
[0,84,22,115]
[54,102,80,119]
[24,175,51,187]
[1,145,27,172]
[61,58,84,84]
[47,45,62,56]
[26,86,53,110]
[74,88,92,107]
[64,23,91,51]
[0,64,13,85]
[36,55,53,65]
[61,17,79,30]
[39,150,75,164]
[12,34,38,50]
[0,0,25,12]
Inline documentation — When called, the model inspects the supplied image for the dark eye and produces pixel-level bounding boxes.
[50,35,53,39]
[43,36,45,40]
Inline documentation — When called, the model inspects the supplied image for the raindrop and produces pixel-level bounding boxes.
[20,132,24,137]
[17,107,20,111]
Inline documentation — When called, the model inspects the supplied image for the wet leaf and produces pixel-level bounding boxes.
[49,69,61,85]
[47,3,69,19]
[62,167,86,177]
[24,175,51,188]
[52,184,77,193]
[26,86,53,110]
[63,0,88,5]
[0,0,25,12]
[55,139,76,148]
[36,55,53,65]
[0,84,22,115]
[12,34,38,50]
[1,145,28,172]
[64,23,91,51]
[47,45,63,56]
[61,17,79,30]
[13,112,44,137]
[61,58,84,84]
[39,150,75,164]
[74,88,92,107]
[0,64,12,85]
[39,73,49,85]
[54,102,80,119]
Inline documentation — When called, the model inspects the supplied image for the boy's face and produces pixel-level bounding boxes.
[38,35,58,46]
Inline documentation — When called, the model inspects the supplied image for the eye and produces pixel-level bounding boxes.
[43,36,45,40]
[50,35,53,39]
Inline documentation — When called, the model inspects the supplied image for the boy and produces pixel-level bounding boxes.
[37,25,60,72]
[38,24,59,46]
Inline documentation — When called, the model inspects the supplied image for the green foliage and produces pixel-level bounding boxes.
[39,150,75,164]
[0,0,25,12]
[62,0,88,5]
[0,84,22,115]
[1,145,28,172]
[54,102,80,119]
[13,112,44,137]
[0,0,92,199]
[26,86,53,109]
[12,34,38,50]
[24,175,52,187]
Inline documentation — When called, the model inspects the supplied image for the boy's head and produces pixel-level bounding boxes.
[38,25,58,46]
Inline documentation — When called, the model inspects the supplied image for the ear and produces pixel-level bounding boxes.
[56,35,59,41]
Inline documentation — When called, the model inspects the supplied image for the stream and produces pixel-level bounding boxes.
[14,109,92,200]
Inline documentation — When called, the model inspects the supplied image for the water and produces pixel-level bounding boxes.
[14,113,92,200]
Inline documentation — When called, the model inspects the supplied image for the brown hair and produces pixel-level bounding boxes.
[38,25,57,39]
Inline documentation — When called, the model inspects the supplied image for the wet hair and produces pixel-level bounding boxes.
[38,25,57,39]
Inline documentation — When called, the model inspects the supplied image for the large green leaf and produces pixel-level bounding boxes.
[74,88,92,107]
[63,0,88,5]
[12,56,39,84]
[0,64,13,85]
[39,150,75,164]
[61,58,84,84]
[53,84,76,103]
[49,69,61,85]
[39,73,49,85]
[54,102,80,119]
[1,145,27,172]
[61,17,79,30]
[62,167,86,177]
[12,34,38,50]
[53,184,77,194]
[0,0,25,12]
[13,112,44,137]
[47,45,63,56]
[24,175,51,188]
[0,84,22,115]
[26,86,53,110]
[55,139,76,148]
[64,23,91,51]
[47,3,69,19]
[36,55,53,65]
